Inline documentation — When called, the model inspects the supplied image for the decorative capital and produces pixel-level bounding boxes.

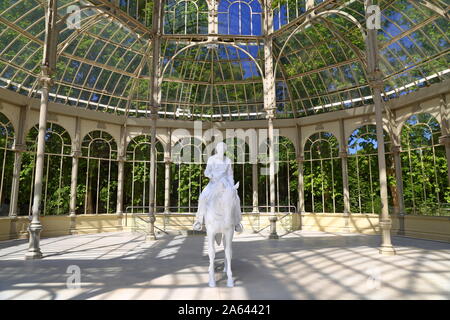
[439,135,450,146]
[39,66,54,87]
[339,151,348,158]
[117,155,126,163]
[392,145,402,154]
[12,143,27,152]
[368,70,384,89]
[296,155,304,163]
[149,110,159,120]
[164,157,172,164]
[265,108,275,120]
[71,150,81,158]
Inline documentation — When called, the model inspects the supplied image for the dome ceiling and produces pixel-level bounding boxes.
[0,0,448,121]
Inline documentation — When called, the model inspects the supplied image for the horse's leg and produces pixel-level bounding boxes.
[224,229,234,287]
[222,235,227,273]
[207,231,216,287]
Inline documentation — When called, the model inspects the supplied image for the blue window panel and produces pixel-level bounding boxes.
[274,11,280,31]
[280,4,288,26]
[218,0,230,11]
[251,13,262,35]
[218,12,228,34]
[240,4,252,35]
[229,3,241,35]
[249,0,262,12]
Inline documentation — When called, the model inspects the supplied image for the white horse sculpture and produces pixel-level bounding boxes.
[193,142,243,288]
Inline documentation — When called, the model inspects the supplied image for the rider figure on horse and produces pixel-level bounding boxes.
[193,142,243,233]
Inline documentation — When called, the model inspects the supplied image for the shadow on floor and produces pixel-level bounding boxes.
[0,231,449,299]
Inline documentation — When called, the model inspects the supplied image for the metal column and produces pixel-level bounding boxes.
[146,0,163,241]
[69,117,81,217]
[365,0,396,255]
[263,0,276,216]
[26,0,58,259]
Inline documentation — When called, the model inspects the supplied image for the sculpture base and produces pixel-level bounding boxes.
[25,250,42,260]
[268,234,279,240]
[379,246,396,256]
[186,230,206,236]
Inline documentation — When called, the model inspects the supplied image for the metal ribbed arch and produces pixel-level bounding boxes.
[272,9,367,92]
[342,0,449,94]
[377,2,449,91]
[272,0,449,115]
[122,41,153,118]
[274,53,298,117]
[0,0,449,120]
[160,40,264,80]
[55,21,148,114]
[0,1,152,115]
[160,39,266,120]
[79,0,153,36]
[273,20,367,115]
[412,0,449,19]
[57,13,110,56]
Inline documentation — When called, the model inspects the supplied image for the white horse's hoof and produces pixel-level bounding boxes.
[227,279,234,287]
[209,281,216,288]
[193,221,202,231]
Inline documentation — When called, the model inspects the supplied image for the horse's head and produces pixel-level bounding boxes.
[219,181,239,192]
[218,181,239,205]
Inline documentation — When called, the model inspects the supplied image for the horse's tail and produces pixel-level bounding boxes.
[215,233,222,246]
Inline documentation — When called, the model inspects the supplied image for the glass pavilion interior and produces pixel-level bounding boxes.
[0,0,449,259]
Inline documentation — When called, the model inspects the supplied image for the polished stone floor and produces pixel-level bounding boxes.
[0,230,449,300]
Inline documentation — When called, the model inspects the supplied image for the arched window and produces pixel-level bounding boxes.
[304,131,343,213]
[273,0,306,31]
[224,137,252,210]
[171,137,207,212]
[257,136,298,213]
[218,0,262,36]
[164,0,209,34]
[119,0,154,27]
[79,131,118,214]
[125,135,164,214]
[347,125,393,214]
[21,123,72,215]
[0,113,14,216]
[401,113,449,215]
[275,137,298,211]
